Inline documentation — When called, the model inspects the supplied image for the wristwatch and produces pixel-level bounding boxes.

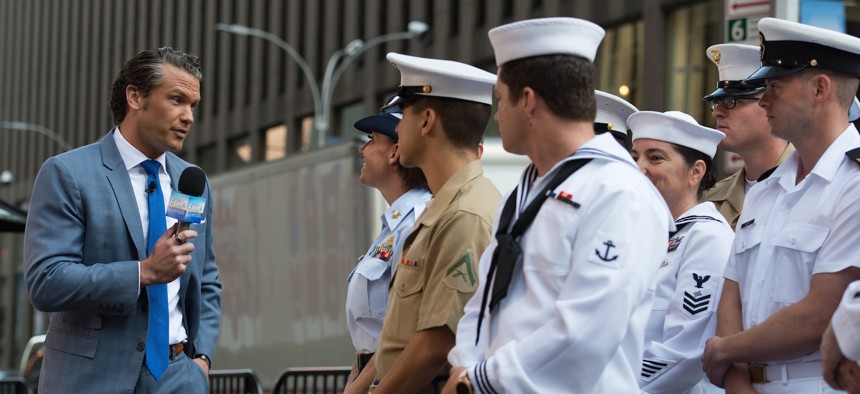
[195,354,212,369]
[455,369,473,394]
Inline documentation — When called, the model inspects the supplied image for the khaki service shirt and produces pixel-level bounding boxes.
[374,160,501,388]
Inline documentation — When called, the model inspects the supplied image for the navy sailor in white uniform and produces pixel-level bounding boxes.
[630,111,734,394]
[443,17,673,394]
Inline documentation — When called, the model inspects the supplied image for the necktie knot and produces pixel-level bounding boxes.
[141,160,161,177]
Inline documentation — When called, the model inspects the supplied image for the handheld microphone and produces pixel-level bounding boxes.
[166,167,208,243]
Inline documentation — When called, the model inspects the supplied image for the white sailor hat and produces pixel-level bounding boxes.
[704,44,765,100]
[594,90,637,141]
[746,17,860,82]
[629,111,726,158]
[384,52,496,107]
[488,17,605,66]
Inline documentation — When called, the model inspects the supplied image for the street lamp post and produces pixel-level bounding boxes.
[216,21,429,148]
[2,121,72,152]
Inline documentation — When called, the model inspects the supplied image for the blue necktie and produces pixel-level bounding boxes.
[141,160,168,380]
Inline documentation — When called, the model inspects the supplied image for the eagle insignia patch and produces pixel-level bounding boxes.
[683,273,714,318]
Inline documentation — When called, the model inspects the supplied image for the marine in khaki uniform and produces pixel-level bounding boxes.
[370,52,501,394]
[700,43,791,230]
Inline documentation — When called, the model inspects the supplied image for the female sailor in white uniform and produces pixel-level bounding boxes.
[630,111,735,394]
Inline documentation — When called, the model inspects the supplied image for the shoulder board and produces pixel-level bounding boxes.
[757,166,778,182]
[846,147,860,168]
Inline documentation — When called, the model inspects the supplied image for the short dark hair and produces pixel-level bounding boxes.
[671,143,716,199]
[110,47,203,124]
[498,54,596,121]
[401,96,491,150]
[397,165,428,190]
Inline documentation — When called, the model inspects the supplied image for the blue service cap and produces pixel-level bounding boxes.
[354,96,403,141]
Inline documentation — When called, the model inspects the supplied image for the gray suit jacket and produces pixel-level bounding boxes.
[24,130,222,393]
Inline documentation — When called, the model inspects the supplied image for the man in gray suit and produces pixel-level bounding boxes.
[24,47,221,393]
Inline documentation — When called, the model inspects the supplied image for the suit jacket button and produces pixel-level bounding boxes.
[137,342,145,352]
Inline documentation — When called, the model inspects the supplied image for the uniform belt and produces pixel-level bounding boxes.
[369,375,449,393]
[749,361,821,383]
[356,352,374,374]
[169,343,185,358]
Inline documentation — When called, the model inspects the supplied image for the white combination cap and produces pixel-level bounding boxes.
[595,90,637,134]
[488,17,605,66]
[629,111,726,158]
[704,43,765,99]
[385,52,496,106]
[747,17,860,82]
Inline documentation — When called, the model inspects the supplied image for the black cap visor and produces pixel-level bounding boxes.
[354,113,400,141]
[704,83,766,100]
[744,65,807,84]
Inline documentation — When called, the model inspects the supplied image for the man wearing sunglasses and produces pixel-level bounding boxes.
[701,43,792,231]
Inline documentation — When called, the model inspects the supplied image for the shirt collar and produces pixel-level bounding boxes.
[418,160,484,226]
[383,188,432,229]
[112,127,167,173]
[571,133,638,167]
[525,133,637,189]
[770,124,860,189]
[676,201,728,225]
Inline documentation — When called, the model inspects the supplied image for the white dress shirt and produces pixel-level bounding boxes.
[725,124,860,367]
[113,129,187,345]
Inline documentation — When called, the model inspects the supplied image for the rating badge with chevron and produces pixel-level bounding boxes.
[682,272,716,318]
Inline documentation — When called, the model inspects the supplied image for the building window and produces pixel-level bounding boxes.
[228,134,253,169]
[665,0,722,122]
[335,101,365,143]
[265,124,288,161]
[196,144,219,176]
[596,20,644,109]
[300,116,314,151]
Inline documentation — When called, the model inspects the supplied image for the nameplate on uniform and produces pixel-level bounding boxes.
[740,218,755,229]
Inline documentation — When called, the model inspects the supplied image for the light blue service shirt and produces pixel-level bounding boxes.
[346,188,431,353]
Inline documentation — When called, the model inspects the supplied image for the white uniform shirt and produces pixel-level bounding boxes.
[831,280,860,362]
[725,124,860,365]
[449,134,673,394]
[345,188,431,353]
[640,202,734,393]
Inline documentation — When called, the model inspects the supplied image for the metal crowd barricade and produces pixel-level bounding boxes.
[271,366,351,394]
[0,377,31,394]
[208,368,264,394]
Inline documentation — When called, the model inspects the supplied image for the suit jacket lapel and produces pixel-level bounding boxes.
[100,130,147,260]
